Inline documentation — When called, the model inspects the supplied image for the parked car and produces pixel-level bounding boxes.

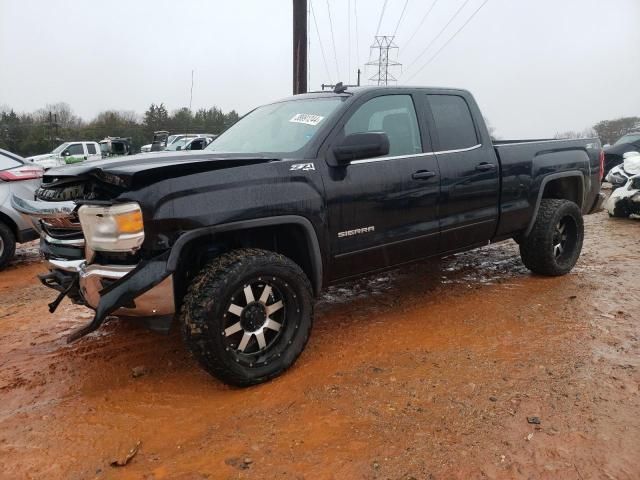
[605,152,640,217]
[27,141,101,169]
[605,151,640,190]
[13,86,604,386]
[0,149,43,268]
[99,137,133,158]
[140,132,202,153]
[603,131,640,178]
[165,135,217,151]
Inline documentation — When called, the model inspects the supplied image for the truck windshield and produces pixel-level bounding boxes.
[614,134,640,146]
[166,138,189,150]
[51,143,70,154]
[206,97,344,155]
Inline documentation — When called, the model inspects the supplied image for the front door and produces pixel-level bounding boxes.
[323,93,441,280]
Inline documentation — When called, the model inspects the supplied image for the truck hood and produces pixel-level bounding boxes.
[42,151,276,188]
[28,153,58,162]
[604,143,639,156]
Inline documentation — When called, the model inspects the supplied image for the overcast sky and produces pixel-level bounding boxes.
[1,0,638,138]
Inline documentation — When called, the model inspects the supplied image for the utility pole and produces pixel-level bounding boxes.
[366,36,401,85]
[292,0,308,95]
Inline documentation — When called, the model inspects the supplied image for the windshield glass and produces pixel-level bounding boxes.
[166,138,190,150]
[51,143,70,154]
[206,97,344,155]
[614,134,640,146]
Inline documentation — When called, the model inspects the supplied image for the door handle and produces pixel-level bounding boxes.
[475,162,496,171]
[412,170,436,180]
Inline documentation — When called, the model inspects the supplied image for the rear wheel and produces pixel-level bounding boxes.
[0,221,16,270]
[519,199,584,276]
[180,248,313,387]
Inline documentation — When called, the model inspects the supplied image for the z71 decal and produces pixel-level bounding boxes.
[290,163,316,171]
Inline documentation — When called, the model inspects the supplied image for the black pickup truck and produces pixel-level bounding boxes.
[13,86,605,386]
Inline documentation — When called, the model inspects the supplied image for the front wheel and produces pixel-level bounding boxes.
[519,199,584,276]
[180,249,313,387]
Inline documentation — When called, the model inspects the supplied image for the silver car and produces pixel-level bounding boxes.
[0,148,43,268]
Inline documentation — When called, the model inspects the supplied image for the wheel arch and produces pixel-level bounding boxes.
[0,211,18,238]
[525,171,585,237]
[167,215,324,304]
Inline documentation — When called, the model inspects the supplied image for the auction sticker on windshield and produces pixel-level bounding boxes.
[290,113,324,126]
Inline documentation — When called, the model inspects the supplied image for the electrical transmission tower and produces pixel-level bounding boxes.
[366,36,401,85]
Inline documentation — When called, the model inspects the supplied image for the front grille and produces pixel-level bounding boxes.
[35,185,85,251]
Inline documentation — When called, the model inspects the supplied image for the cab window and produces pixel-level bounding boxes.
[427,95,478,151]
[66,144,84,156]
[344,95,422,157]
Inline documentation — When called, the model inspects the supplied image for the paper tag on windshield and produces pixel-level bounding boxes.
[289,113,324,126]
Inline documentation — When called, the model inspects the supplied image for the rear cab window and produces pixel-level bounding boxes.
[86,143,97,154]
[427,95,479,151]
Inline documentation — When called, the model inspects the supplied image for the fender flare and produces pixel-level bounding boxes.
[166,215,323,294]
[524,171,585,237]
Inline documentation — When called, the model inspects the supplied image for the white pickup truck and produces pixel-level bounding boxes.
[27,141,101,169]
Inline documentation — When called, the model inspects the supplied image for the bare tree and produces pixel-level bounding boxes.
[554,127,596,140]
[593,117,640,145]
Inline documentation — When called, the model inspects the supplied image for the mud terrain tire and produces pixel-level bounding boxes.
[0,221,16,270]
[519,199,584,276]
[180,248,313,387]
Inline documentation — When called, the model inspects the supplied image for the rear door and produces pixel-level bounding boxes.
[425,93,499,251]
[323,92,441,279]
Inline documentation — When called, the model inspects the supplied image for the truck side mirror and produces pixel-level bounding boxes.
[62,150,71,156]
[332,132,390,164]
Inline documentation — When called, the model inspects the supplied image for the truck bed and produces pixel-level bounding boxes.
[492,137,602,239]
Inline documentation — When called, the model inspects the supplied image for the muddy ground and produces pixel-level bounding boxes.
[0,210,638,480]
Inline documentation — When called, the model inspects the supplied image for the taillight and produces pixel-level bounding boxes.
[0,165,44,181]
[599,150,605,181]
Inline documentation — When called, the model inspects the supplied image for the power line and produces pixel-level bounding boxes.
[403,0,439,50]
[403,0,472,75]
[374,0,389,37]
[326,0,341,80]
[405,0,490,82]
[310,0,332,84]
[392,0,410,39]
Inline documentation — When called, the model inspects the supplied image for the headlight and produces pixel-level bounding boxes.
[78,203,144,252]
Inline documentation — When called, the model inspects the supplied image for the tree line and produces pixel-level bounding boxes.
[555,116,639,145]
[0,102,240,157]
[1,102,637,157]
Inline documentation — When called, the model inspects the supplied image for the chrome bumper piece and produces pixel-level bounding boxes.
[46,259,174,317]
[11,195,76,219]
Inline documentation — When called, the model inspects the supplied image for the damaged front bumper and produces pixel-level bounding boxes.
[42,254,175,342]
[12,194,175,342]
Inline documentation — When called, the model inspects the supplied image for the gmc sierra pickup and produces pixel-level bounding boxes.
[12,86,605,386]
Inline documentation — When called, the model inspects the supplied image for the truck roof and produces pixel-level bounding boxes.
[276,85,472,103]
